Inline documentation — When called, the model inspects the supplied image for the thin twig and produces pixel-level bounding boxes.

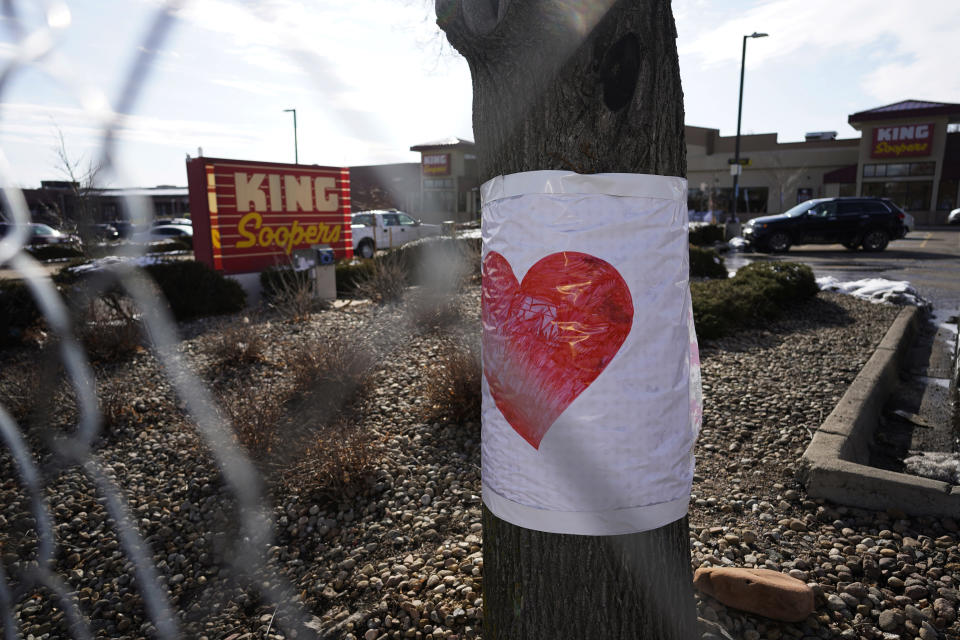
[264,605,279,637]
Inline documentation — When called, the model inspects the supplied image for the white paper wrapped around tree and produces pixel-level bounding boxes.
[480,171,702,536]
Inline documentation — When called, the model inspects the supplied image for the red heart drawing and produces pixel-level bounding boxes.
[482,250,633,449]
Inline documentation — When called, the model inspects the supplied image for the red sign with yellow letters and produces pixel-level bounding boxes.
[870,122,934,159]
[422,153,451,176]
[186,157,351,274]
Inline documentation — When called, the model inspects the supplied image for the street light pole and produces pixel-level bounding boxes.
[283,108,298,164]
[732,32,767,221]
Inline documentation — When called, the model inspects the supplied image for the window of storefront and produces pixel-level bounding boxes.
[863,162,935,177]
[424,178,454,189]
[862,181,933,211]
[937,179,958,210]
[423,189,455,213]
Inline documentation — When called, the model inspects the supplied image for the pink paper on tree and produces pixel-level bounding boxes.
[480,171,702,536]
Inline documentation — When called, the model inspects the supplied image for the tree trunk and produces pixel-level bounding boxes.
[437,1,695,638]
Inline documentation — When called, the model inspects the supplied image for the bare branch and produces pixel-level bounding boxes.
[51,125,105,230]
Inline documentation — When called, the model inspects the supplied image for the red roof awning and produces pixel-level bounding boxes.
[849,99,960,126]
[823,165,857,184]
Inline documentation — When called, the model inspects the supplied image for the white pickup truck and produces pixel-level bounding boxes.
[351,210,442,258]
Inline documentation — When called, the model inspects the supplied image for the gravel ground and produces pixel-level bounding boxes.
[1,286,958,640]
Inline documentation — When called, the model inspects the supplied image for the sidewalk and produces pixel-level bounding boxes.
[873,309,959,468]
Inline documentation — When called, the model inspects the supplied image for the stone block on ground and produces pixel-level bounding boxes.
[694,567,815,623]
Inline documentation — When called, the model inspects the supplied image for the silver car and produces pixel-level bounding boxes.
[948,208,960,225]
[132,224,194,243]
[901,211,914,236]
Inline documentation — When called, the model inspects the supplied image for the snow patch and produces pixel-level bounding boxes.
[903,452,960,484]
[816,276,929,308]
[727,236,748,249]
[63,254,172,276]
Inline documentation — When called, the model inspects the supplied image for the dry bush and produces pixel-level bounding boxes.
[287,338,375,403]
[0,364,41,423]
[455,238,482,286]
[100,388,133,430]
[0,354,76,447]
[412,238,480,292]
[353,251,408,304]
[98,383,146,433]
[403,239,477,332]
[261,266,325,322]
[278,418,378,497]
[209,322,266,368]
[405,290,463,334]
[223,336,379,493]
[224,390,287,462]
[74,294,143,363]
[424,339,481,425]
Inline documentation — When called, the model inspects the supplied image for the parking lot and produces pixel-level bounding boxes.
[730,227,960,320]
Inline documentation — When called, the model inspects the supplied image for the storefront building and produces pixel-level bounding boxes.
[687,99,960,224]
[409,137,480,223]
[11,182,190,227]
[686,126,859,220]
[11,101,957,230]
[850,101,960,222]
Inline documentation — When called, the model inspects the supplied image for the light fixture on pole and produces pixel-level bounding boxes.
[732,32,767,221]
[283,108,298,164]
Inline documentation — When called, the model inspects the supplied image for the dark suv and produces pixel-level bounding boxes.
[742,197,906,253]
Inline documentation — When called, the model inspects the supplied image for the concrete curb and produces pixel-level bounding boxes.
[799,306,960,516]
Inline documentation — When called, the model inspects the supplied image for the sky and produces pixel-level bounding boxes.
[1,0,959,189]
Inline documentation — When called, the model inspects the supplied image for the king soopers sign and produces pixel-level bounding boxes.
[186,157,352,274]
[871,122,934,159]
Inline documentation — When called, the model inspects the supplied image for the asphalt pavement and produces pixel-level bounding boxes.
[729,227,960,319]
[729,227,960,463]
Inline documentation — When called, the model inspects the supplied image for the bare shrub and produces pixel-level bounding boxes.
[1,354,73,445]
[209,322,266,368]
[0,363,41,423]
[406,289,463,334]
[353,251,408,304]
[412,238,480,293]
[278,418,378,497]
[459,238,482,285]
[261,265,325,322]
[424,339,481,425]
[79,315,142,363]
[288,337,375,389]
[71,290,143,363]
[99,382,145,432]
[286,338,376,421]
[222,336,378,493]
[224,390,287,462]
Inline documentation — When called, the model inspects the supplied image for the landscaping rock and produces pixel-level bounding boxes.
[693,567,815,622]
[3,285,958,640]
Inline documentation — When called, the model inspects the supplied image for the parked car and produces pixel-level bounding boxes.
[152,217,191,227]
[79,223,120,241]
[900,211,914,236]
[351,210,441,258]
[0,222,81,246]
[132,224,193,244]
[108,220,148,239]
[949,208,960,225]
[741,197,906,253]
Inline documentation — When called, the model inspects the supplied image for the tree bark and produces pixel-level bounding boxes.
[437,1,695,638]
